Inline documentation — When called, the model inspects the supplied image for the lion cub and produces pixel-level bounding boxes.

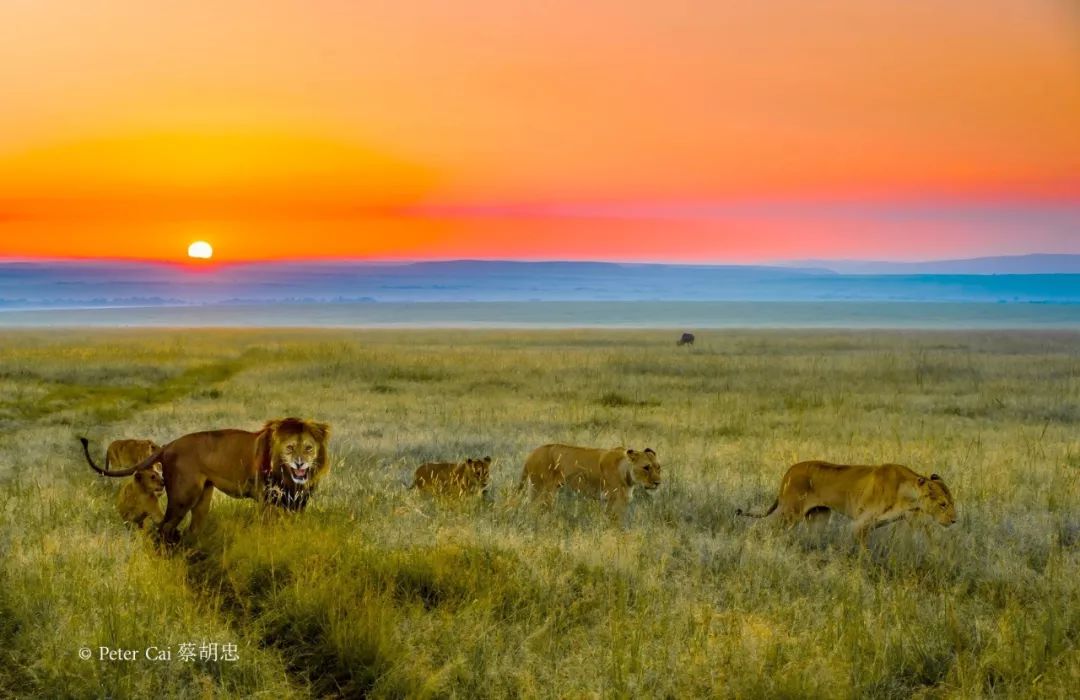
[117,466,166,529]
[105,439,160,470]
[102,438,164,528]
[411,457,492,497]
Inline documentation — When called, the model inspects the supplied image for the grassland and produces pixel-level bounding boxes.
[0,328,1077,699]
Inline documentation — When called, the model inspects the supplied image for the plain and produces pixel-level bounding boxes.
[0,329,1077,698]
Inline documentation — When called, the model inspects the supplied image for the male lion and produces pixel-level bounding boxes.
[519,444,661,519]
[738,461,957,542]
[81,418,331,543]
[411,457,491,496]
[117,467,166,529]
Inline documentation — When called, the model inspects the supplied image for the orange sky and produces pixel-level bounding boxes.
[1,1,1078,262]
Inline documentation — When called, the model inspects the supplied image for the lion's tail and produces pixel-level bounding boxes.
[736,499,778,519]
[80,436,163,477]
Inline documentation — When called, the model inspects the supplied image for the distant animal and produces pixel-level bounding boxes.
[81,417,331,544]
[411,457,492,496]
[520,444,662,519]
[677,333,695,346]
[117,466,166,529]
[737,461,957,543]
[105,439,160,470]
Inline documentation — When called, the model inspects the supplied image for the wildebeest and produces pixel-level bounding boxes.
[677,332,695,346]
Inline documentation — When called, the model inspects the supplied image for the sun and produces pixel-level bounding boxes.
[187,240,213,259]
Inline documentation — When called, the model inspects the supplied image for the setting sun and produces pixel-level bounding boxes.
[187,240,213,259]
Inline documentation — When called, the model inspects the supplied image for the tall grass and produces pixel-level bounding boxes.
[0,329,1076,698]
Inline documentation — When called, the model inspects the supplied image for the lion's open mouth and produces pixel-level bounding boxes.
[285,464,310,484]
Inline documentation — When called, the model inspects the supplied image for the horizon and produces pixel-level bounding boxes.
[4,255,1080,315]
[2,251,1080,268]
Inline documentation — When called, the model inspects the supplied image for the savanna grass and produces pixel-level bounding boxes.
[0,328,1077,698]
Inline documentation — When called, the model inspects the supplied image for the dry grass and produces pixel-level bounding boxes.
[0,328,1077,698]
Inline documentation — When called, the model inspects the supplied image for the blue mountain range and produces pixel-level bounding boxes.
[0,256,1078,309]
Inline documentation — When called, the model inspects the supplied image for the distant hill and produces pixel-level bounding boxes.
[0,258,1078,309]
[785,254,1080,275]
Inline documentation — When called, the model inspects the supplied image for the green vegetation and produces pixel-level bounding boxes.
[0,329,1077,698]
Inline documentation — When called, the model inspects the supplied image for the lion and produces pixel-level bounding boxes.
[88,437,165,528]
[737,461,957,542]
[104,439,161,470]
[411,457,491,496]
[519,444,662,519]
[81,417,331,543]
[117,467,166,529]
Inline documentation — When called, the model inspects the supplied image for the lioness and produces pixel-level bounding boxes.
[519,444,662,519]
[738,461,957,542]
[411,457,491,496]
[81,418,331,543]
[117,467,166,529]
